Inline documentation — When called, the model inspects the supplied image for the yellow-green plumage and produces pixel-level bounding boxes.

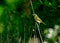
[33,13,45,25]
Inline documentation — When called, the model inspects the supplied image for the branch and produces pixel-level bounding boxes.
[35,22,43,43]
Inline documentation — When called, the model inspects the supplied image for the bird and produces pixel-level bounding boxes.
[33,13,46,25]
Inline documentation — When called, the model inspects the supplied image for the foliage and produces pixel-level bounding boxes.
[0,0,60,43]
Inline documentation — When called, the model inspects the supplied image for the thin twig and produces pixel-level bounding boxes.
[18,37,21,43]
[1,33,3,43]
[24,26,25,43]
[24,24,26,43]
[30,0,43,43]
[7,34,9,43]
[16,26,21,43]
[7,27,9,43]
[30,0,35,14]
[36,22,43,43]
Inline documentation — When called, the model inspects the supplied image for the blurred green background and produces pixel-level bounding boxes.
[0,0,60,43]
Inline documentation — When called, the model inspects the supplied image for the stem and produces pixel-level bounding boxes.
[18,37,21,43]
[7,27,9,43]
[1,33,3,43]
[24,26,25,43]
[7,34,9,43]
[30,0,35,14]
[36,22,43,43]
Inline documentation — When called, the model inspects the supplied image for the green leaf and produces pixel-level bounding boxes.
[5,0,19,4]
[44,0,49,5]
[0,23,4,33]
[0,6,4,17]
[52,0,57,7]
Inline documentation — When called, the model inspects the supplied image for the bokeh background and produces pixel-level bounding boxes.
[0,0,60,43]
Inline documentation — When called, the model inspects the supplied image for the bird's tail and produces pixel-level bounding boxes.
[42,22,46,25]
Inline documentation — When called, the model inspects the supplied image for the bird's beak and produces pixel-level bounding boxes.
[33,14,34,16]
[33,13,35,16]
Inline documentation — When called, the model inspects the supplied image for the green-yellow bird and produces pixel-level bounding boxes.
[33,13,45,25]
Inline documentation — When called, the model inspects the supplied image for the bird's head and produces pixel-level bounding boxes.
[33,13,37,16]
